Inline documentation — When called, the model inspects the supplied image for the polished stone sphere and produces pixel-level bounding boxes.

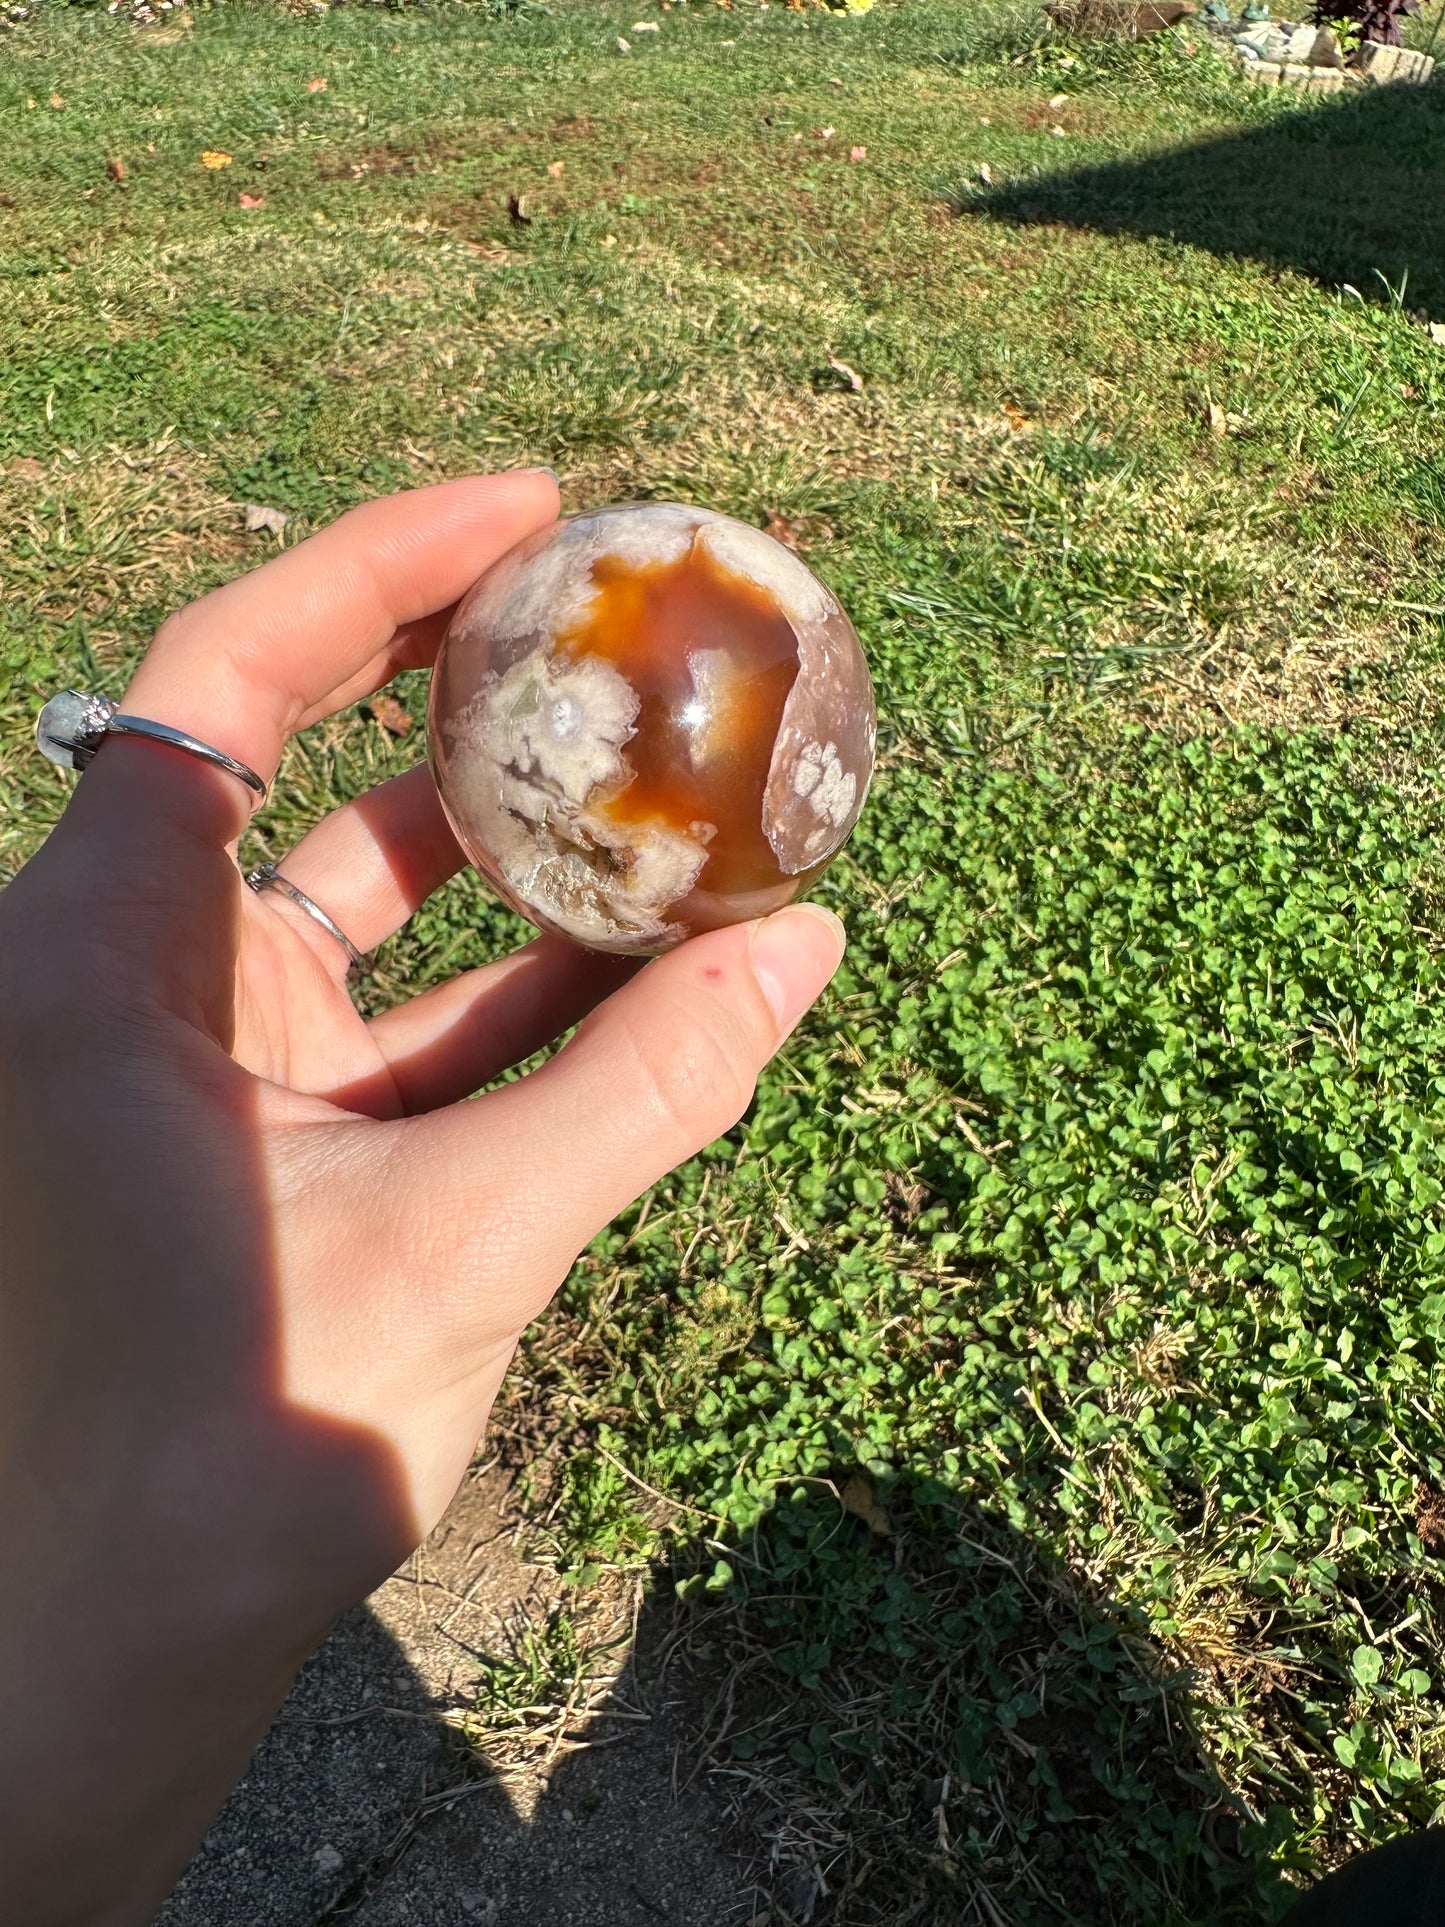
[428,503,876,956]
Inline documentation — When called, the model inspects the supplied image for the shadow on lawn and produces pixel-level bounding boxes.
[967,79,1445,318]
[653,1476,1304,1927]
[160,1474,1309,1927]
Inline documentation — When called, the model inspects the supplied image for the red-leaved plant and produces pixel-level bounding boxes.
[1312,0,1420,44]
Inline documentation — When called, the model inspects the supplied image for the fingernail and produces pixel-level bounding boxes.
[522,465,560,485]
[748,902,846,1039]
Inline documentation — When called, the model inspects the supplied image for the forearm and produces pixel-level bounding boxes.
[0,1410,414,1927]
[0,1605,308,1927]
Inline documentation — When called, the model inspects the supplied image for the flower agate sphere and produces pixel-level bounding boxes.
[428,503,876,956]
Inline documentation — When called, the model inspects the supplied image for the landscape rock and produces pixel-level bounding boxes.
[1354,40,1435,83]
[1210,7,1434,85]
[1309,24,1346,66]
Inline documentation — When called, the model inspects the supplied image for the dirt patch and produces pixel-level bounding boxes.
[156,1464,751,1927]
[344,1658,754,1927]
[548,113,598,143]
[319,110,601,190]
[1416,1481,1445,1554]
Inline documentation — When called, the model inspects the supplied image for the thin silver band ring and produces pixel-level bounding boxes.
[246,863,369,976]
[36,689,268,805]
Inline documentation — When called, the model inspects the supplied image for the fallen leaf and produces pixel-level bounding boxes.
[979,115,992,126]
[147,142,156,155]
[306,76,328,92]
[242,503,289,536]
[49,94,66,110]
[507,191,532,226]
[1430,322,1445,347]
[815,125,836,140]
[1051,125,1067,137]
[616,34,631,51]
[601,233,618,247]
[238,192,265,209]
[547,159,565,177]
[1049,91,1068,106]
[201,151,234,170]
[106,157,127,182]
[632,18,660,28]
[764,509,801,549]
[1416,1479,1445,1553]
[849,144,867,162]
[368,693,414,738]
[886,1173,930,1221]
[977,161,992,184]
[1206,402,1227,436]
[827,354,863,391]
[840,1472,892,1537]
[5,457,45,481]
[1003,401,1034,431]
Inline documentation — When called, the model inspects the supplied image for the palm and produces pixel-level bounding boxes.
[0,473,844,1927]
[233,881,401,1116]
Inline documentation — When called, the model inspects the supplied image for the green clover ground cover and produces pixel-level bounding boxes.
[545,721,1445,1921]
[4,0,1445,1918]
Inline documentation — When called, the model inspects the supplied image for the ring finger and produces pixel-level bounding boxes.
[252,762,465,970]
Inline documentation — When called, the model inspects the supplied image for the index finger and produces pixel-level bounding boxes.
[122,469,558,799]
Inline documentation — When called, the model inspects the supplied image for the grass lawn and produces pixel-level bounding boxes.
[5,0,1445,1919]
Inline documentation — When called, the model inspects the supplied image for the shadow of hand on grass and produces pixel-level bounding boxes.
[968,79,1445,318]
[654,1474,1303,1927]
[157,1470,1303,1927]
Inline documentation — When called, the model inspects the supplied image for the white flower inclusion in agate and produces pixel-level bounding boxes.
[428,503,876,955]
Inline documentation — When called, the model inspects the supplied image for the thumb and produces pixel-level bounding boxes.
[416,902,846,1277]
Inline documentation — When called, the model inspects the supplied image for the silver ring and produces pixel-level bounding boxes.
[246,863,369,976]
[36,689,268,805]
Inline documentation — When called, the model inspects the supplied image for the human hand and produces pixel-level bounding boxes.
[0,472,845,1927]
